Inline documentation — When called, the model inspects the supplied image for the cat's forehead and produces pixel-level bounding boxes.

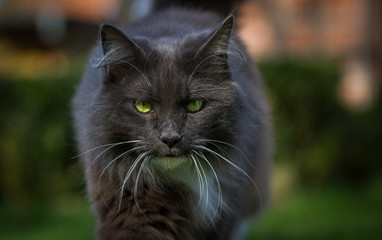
[128,32,226,101]
[139,40,195,84]
[151,38,181,56]
[145,59,189,101]
[137,30,210,58]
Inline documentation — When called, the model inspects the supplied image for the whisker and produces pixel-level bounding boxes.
[195,154,209,217]
[133,155,152,217]
[72,140,141,159]
[197,140,227,159]
[198,139,255,169]
[189,154,205,206]
[97,146,143,209]
[193,150,223,225]
[197,151,223,225]
[194,145,263,214]
[90,145,143,167]
[117,153,146,213]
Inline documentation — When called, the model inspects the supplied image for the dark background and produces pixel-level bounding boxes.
[0,0,381,239]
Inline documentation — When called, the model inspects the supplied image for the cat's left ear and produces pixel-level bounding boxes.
[100,24,144,62]
[98,24,146,84]
[195,15,234,58]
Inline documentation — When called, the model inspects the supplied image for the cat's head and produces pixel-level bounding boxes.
[89,16,244,181]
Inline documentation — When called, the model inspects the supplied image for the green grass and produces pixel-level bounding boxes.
[0,180,381,240]
[248,178,382,240]
[0,198,95,240]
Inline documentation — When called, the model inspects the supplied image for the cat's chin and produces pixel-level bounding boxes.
[151,156,191,170]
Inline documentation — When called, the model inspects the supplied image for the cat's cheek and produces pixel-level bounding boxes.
[135,112,157,125]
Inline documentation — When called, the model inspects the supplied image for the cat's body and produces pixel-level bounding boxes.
[73,2,271,239]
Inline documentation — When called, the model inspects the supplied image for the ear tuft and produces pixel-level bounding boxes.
[96,24,145,84]
[196,16,234,57]
[98,24,144,67]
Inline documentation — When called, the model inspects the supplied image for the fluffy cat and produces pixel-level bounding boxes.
[72,1,271,239]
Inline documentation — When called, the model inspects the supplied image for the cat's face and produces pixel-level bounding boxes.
[90,17,242,177]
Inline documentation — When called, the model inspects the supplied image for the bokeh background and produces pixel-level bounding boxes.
[0,0,381,239]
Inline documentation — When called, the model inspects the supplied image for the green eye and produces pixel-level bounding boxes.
[135,100,152,113]
[186,100,204,113]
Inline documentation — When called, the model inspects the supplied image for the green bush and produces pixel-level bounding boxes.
[259,58,382,187]
[0,71,82,206]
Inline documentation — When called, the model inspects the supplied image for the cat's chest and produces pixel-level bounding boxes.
[152,159,230,227]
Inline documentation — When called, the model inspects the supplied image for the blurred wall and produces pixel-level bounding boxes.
[236,0,379,112]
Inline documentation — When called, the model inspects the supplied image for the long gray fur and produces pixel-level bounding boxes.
[72,2,271,240]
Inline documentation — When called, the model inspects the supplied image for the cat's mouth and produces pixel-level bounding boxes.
[151,156,190,170]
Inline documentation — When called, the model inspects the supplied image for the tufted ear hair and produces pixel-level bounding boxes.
[195,16,234,58]
[96,24,146,84]
[100,24,145,63]
[189,16,236,80]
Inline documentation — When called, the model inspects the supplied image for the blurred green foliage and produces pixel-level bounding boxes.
[0,199,94,240]
[0,57,381,239]
[0,66,83,207]
[249,177,382,240]
[259,59,382,187]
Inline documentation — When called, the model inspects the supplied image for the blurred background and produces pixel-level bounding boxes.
[0,0,381,239]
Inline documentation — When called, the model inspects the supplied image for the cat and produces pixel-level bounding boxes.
[72,0,271,239]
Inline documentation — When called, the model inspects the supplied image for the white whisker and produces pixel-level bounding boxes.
[193,153,209,217]
[194,145,263,214]
[117,153,146,213]
[198,138,255,169]
[73,140,141,159]
[97,145,143,209]
[91,145,143,167]
[189,154,205,206]
[192,150,224,225]
[133,155,152,217]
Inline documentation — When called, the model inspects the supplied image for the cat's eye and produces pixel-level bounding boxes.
[135,100,152,113]
[186,100,204,113]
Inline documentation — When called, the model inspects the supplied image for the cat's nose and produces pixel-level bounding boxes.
[160,133,182,148]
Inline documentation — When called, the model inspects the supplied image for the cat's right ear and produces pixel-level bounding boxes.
[194,16,234,59]
[99,24,144,83]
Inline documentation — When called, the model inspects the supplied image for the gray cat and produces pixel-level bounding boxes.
[72,1,271,239]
